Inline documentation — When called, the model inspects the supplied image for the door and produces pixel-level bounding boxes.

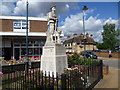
[15,48,20,60]
[4,48,11,60]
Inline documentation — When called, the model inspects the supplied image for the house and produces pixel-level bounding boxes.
[63,33,98,54]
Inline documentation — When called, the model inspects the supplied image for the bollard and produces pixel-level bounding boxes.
[103,65,109,75]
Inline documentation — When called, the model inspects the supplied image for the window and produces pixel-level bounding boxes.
[34,41,39,46]
[40,48,42,55]
[21,48,26,55]
[21,41,26,46]
[34,48,39,55]
[73,42,76,46]
[66,49,68,52]
[69,49,72,52]
[13,20,29,32]
[28,48,34,55]
[28,41,33,46]
[14,20,21,29]
[22,23,27,29]
[40,41,45,46]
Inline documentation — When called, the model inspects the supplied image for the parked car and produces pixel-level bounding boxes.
[81,51,98,59]
[112,49,120,52]
[92,50,101,52]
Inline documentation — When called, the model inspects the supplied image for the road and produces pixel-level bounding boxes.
[103,59,119,69]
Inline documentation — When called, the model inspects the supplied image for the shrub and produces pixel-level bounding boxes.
[68,53,98,67]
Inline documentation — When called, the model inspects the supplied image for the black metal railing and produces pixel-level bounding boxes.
[2,61,40,74]
[2,60,103,89]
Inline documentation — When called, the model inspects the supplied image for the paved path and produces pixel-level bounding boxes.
[103,59,119,69]
[94,68,119,89]
[99,57,119,69]
[98,57,120,61]
[94,57,120,89]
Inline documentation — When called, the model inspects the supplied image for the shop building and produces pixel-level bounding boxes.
[0,15,48,60]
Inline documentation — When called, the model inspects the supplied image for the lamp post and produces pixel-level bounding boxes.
[26,0,29,72]
[82,5,88,56]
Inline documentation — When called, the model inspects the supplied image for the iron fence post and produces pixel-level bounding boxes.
[100,60,103,79]
[61,73,66,89]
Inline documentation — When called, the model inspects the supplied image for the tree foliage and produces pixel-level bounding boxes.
[97,24,119,50]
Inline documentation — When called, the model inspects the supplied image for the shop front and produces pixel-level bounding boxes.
[2,36,46,61]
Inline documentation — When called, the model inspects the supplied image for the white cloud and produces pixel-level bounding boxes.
[0,1,118,43]
[1,1,78,16]
[61,12,118,43]
[13,1,78,16]
[1,2,15,15]
[103,17,118,25]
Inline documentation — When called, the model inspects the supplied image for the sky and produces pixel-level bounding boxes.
[0,0,119,43]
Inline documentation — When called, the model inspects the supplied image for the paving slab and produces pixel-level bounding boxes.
[94,68,120,89]
[98,57,120,60]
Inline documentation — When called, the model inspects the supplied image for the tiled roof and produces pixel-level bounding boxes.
[63,35,96,45]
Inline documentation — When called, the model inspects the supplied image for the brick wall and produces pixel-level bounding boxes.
[0,19,48,32]
[30,20,48,32]
[0,19,13,32]
[93,52,120,58]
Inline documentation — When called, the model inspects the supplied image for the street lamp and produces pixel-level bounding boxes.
[26,0,29,72]
[82,5,88,56]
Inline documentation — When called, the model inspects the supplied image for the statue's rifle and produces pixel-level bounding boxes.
[55,19,58,43]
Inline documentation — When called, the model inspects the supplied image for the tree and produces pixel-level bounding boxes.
[96,43,106,50]
[101,23,119,50]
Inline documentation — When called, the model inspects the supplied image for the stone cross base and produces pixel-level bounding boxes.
[40,44,68,77]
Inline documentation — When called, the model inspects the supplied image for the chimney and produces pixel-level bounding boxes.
[67,36,71,39]
[86,33,89,38]
[73,33,77,37]
[90,34,93,38]
[80,33,84,38]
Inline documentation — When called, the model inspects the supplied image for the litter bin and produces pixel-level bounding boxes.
[103,64,109,75]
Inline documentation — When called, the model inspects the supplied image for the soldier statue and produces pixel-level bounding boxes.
[46,6,61,44]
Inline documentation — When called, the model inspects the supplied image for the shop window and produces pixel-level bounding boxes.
[40,48,42,55]
[21,41,26,46]
[28,41,32,46]
[28,48,34,55]
[14,40,20,46]
[34,48,39,55]
[21,48,26,55]
[34,41,39,46]
[40,41,45,46]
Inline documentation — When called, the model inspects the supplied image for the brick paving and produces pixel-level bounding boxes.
[94,67,120,89]
[94,57,120,89]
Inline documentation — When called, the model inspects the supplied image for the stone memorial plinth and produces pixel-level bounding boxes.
[40,43,68,76]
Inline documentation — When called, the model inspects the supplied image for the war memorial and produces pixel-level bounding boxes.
[40,6,68,76]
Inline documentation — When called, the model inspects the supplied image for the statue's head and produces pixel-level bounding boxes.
[50,6,56,11]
